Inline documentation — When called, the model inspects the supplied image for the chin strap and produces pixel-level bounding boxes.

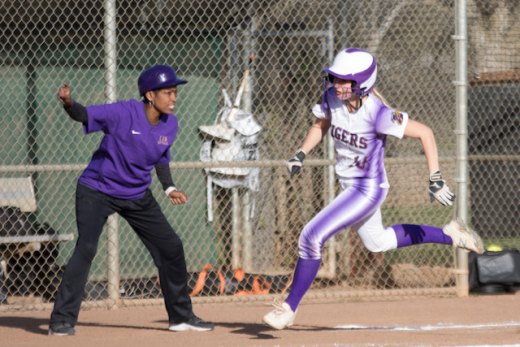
[346,97,363,112]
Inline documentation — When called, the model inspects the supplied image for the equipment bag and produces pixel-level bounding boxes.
[469,249,520,294]
[0,206,35,237]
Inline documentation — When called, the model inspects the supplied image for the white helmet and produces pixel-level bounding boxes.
[323,48,377,97]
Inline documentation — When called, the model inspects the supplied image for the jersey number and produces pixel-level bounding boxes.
[351,156,368,170]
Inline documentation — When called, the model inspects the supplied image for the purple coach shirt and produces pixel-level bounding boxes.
[79,99,178,200]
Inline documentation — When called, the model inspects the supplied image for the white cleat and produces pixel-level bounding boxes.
[443,218,485,254]
[263,302,296,330]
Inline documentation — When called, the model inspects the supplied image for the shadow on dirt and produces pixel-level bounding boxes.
[215,321,337,340]
[0,316,164,335]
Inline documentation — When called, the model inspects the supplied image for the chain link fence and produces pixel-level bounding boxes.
[0,0,518,310]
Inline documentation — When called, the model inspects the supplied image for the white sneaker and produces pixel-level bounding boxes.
[443,218,485,254]
[263,302,296,330]
[168,316,214,332]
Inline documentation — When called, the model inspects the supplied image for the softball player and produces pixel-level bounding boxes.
[263,48,484,330]
[48,65,213,335]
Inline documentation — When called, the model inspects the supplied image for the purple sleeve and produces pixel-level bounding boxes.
[84,102,123,134]
[158,148,171,165]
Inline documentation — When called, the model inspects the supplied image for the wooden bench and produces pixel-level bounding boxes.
[0,177,37,213]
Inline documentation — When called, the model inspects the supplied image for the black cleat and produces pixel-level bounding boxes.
[48,322,75,336]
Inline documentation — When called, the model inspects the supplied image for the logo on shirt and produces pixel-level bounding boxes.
[157,136,169,145]
[391,111,403,125]
[131,130,142,135]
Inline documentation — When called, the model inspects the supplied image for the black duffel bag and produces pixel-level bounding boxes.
[469,249,520,294]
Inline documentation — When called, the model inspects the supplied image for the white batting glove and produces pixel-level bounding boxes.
[287,149,306,177]
[428,171,455,206]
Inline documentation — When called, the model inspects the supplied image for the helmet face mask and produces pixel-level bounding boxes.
[324,48,377,97]
[327,74,357,89]
[138,65,187,97]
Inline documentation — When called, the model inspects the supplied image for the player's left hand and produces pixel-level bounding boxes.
[428,170,455,206]
[168,190,188,205]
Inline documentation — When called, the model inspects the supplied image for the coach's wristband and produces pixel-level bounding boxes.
[165,186,177,196]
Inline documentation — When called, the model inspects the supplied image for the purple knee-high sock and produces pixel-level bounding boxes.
[392,224,452,248]
[285,258,321,312]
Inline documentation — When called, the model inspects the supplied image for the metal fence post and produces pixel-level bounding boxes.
[104,0,121,307]
[318,18,337,279]
[454,0,469,297]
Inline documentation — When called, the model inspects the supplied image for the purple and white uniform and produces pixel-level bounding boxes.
[299,88,409,259]
[282,52,455,315]
[285,87,452,312]
[79,99,178,200]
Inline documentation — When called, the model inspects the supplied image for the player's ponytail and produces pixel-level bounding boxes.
[371,88,401,113]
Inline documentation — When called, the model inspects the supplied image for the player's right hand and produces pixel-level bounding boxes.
[286,149,306,177]
[57,83,73,108]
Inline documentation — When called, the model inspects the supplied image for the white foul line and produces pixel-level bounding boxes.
[334,321,520,331]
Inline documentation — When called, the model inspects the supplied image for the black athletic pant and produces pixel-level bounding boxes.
[50,183,193,326]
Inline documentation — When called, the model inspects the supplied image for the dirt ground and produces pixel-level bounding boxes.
[2,292,520,347]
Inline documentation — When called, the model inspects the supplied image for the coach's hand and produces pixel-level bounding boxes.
[428,170,455,206]
[286,149,306,177]
[57,83,73,108]
[168,190,188,205]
